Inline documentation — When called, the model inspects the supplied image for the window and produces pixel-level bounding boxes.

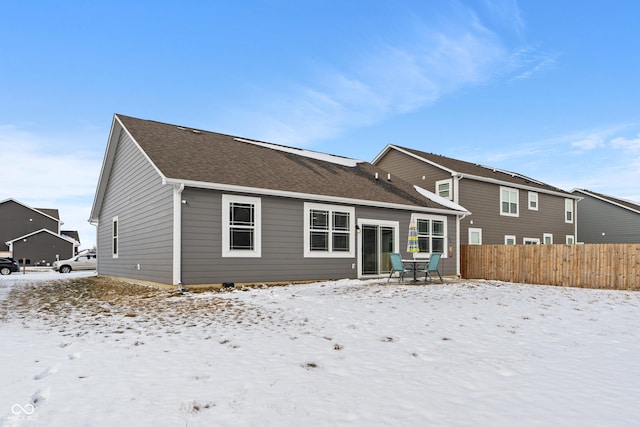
[528,192,538,210]
[543,233,553,244]
[523,237,540,245]
[222,195,261,257]
[500,187,519,217]
[413,214,447,257]
[468,228,482,245]
[565,199,574,223]
[435,179,452,200]
[504,235,516,245]
[566,235,575,244]
[112,216,119,258]
[304,203,355,257]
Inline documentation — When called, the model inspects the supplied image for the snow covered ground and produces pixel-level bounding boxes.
[1,271,640,427]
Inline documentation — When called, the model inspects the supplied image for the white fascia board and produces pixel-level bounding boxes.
[572,189,640,214]
[6,228,79,245]
[0,198,60,223]
[460,173,580,199]
[163,178,466,216]
[90,115,168,223]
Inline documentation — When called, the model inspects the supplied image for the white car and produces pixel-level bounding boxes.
[53,253,97,273]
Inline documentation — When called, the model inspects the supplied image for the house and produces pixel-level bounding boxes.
[89,115,470,287]
[6,229,78,266]
[372,145,580,246]
[571,189,640,243]
[0,198,79,265]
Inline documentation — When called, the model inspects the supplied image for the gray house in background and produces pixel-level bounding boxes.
[571,189,640,243]
[0,198,79,265]
[89,114,470,287]
[372,145,580,246]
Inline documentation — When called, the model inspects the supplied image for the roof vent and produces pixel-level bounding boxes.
[177,126,186,130]
[192,129,201,134]
[387,173,392,181]
[375,172,379,180]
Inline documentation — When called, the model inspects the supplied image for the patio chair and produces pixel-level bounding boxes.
[419,253,443,283]
[388,253,413,283]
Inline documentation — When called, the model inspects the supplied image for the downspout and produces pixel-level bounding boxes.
[173,183,185,287]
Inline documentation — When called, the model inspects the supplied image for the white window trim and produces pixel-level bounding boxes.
[566,235,575,244]
[112,216,119,258]
[500,186,519,217]
[528,192,539,211]
[565,199,574,224]
[222,194,262,258]
[411,213,448,259]
[468,228,482,245]
[304,202,355,258]
[523,237,540,245]
[504,235,516,245]
[543,233,553,244]
[435,178,453,200]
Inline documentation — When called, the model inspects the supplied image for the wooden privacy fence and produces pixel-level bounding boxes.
[460,244,640,291]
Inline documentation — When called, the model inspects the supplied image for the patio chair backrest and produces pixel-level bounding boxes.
[389,253,404,271]
[427,253,442,271]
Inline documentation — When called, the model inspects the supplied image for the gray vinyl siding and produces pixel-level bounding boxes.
[11,233,74,265]
[377,150,576,245]
[0,201,59,251]
[180,188,459,284]
[181,188,355,284]
[576,195,640,243]
[458,179,574,244]
[375,150,451,193]
[96,131,174,283]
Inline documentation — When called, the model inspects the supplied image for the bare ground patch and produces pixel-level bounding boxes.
[0,276,284,337]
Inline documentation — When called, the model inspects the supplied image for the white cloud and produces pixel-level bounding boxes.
[232,7,508,146]
[610,134,640,153]
[0,125,102,248]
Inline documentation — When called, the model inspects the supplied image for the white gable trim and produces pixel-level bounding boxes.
[6,228,79,246]
[0,198,61,223]
[572,189,640,215]
[90,115,168,223]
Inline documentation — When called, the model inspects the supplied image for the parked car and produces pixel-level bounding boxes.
[52,253,97,273]
[0,257,19,275]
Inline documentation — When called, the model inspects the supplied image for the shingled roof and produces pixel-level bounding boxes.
[383,145,574,196]
[103,115,467,214]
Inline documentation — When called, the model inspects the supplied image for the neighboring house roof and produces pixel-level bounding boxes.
[373,145,578,198]
[91,115,469,221]
[572,189,640,215]
[0,198,61,222]
[61,230,80,243]
[5,228,80,246]
[36,208,60,220]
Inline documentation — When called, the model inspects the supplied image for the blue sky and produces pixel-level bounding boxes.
[2,0,639,249]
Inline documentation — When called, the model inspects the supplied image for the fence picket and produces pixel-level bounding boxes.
[460,244,640,291]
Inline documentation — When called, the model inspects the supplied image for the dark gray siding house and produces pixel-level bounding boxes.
[571,189,640,243]
[0,199,60,253]
[89,115,470,286]
[0,199,79,264]
[6,229,77,265]
[373,145,580,246]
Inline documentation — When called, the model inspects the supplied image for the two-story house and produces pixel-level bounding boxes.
[373,145,580,245]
